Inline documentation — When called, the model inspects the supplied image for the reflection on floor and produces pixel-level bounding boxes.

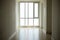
[18,28,39,40]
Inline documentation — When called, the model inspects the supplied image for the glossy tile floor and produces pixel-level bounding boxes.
[18,28,39,40]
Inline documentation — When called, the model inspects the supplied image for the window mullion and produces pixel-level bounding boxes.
[19,3,20,27]
[33,3,35,27]
[24,3,26,26]
[28,3,29,26]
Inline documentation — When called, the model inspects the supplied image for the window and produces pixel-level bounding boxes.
[19,2,39,27]
[18,2,40,40]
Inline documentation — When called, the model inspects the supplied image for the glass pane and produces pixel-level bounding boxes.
[29,3,33,18]
[20,3,25,18]
[34,19,39,26]
[25,19,28,26]
[34,3,38,17]
[26,3,29,18]
[29,19,33,26]
[20,19,25,26]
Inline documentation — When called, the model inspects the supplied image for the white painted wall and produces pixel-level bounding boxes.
[0,0,16,40]
[0,1,1,40]
[58,0,60,40]
[0,0,1,40]
[47,0,52,33]
[52,0,59,40]
[46,0,52,40]
[16,0,44,3]
[47,0,60,40]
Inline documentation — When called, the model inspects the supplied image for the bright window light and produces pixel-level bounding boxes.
[29,19,33,26]
[20,19,25,26]
[20,3,25,18]
[34,19,39,26]
[34,3,38,17]
[29,3,33,18]
[20,2,39,27]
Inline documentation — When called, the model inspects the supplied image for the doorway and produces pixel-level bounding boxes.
[16,1,47,40]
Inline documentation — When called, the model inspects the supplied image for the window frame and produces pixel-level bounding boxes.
[18,2,40,28]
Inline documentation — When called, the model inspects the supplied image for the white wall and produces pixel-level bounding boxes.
[47,0,52,33]
[46,0,52,40]
[47,0,60,40]
[58,0,60,40]
[0,0,1,40]
[16,0,44,2]
[0,0,16,40]
[52,0,59,40]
